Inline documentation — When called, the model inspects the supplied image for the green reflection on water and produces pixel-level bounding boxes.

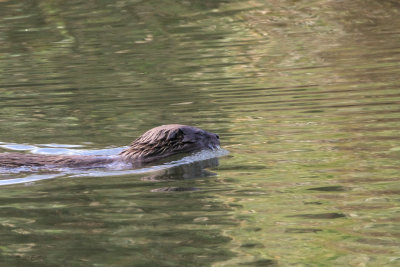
[1,0,400,266]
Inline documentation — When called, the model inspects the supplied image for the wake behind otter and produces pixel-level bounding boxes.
[0,148,228,186]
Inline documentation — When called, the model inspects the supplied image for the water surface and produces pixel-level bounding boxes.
[1,0,400,266]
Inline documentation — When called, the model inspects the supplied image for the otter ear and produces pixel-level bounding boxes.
[182,130,195,143]
[166,130,177,140]
[167,129,183,141]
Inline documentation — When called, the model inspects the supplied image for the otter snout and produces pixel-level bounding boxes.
[207,133,220,150]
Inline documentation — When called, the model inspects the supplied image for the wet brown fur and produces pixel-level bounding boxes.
[0,153,114,168]
[0,125,220,169]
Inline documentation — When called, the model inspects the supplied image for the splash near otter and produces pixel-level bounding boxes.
[0,125,220,169]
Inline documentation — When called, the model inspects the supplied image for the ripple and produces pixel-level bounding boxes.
[0,148,228,186]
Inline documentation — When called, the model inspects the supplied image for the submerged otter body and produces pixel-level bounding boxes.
[0,125,220,169]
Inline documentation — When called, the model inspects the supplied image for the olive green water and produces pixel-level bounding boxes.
[1,0,400,266]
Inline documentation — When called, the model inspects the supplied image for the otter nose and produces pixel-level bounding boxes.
[215,134,219,139]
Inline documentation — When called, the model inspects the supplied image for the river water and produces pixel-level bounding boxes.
[1,0,400,266]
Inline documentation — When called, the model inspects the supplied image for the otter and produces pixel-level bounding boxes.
[0,125,220,169]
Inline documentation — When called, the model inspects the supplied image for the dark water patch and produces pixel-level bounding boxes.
[302,109,325,113]
[241,243,265,248]
[303,201,324,205]
[240,259,278,266]
[289,213,346,219]
[243,227,263,232]
[307,186,347,192]
[285,228,323,233]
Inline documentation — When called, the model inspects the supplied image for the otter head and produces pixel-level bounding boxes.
[120,124,220,163]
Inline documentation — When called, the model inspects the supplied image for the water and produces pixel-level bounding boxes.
[1,0,400,265]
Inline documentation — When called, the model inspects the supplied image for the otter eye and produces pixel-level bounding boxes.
[216,134,219,139]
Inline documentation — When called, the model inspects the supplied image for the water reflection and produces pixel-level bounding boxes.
[0,174,236,266]
[142,157,219,181]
